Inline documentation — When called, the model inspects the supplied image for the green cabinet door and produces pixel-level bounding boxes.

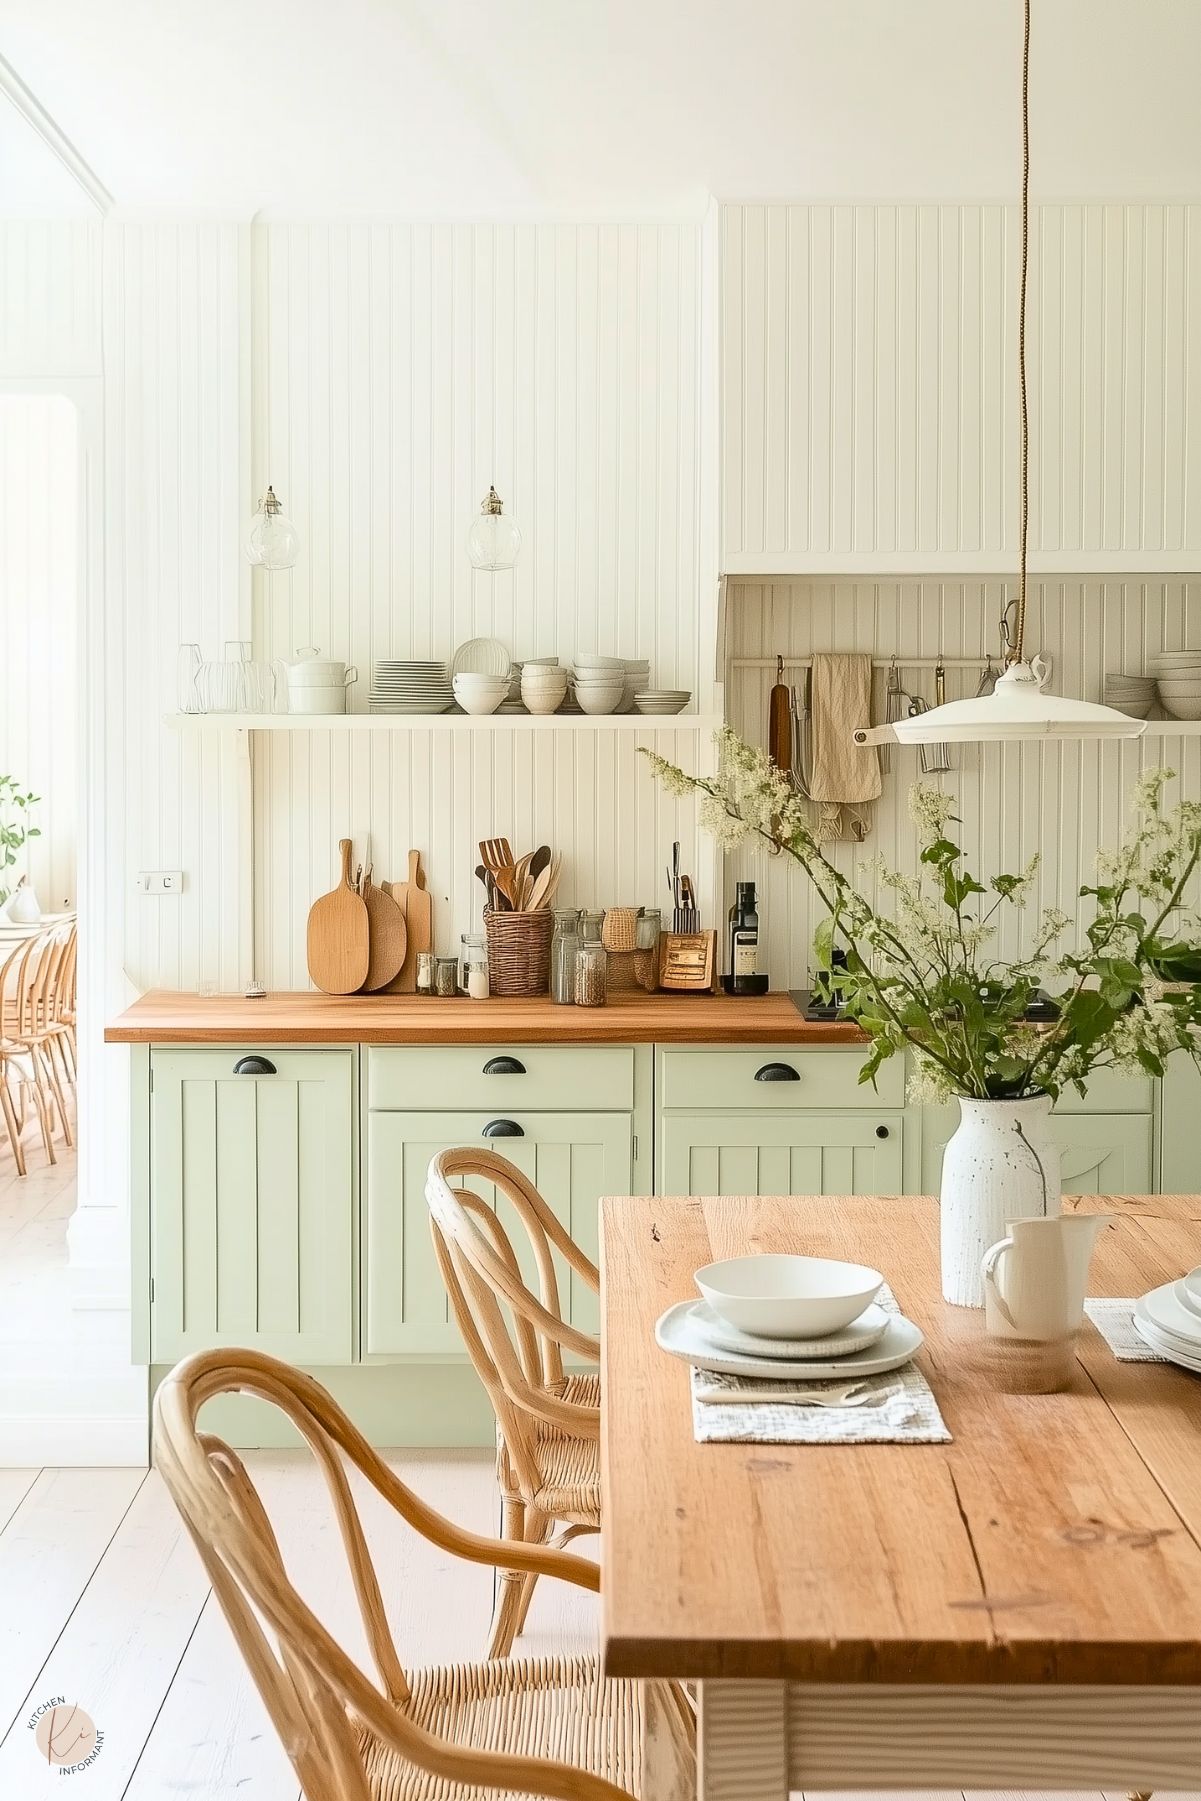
[365,1110,633,1356]
[921,1108,1152,1196]
[149,1049,355,1364]
[659,1112,904,1196]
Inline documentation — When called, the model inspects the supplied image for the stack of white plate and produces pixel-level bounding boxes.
[1150,651,1201,721]
[635,689,692,715]
[370,660,453,714]
[653,1253,924,1380]
[1133,1266,1201,1371]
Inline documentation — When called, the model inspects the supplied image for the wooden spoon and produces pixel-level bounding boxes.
[526,849,561,911]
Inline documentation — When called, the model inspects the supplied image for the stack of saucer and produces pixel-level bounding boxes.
[370,660,453,714]
[635,688,692,715]
[653,1253,924,1380]
[1134,1266,1201,1372]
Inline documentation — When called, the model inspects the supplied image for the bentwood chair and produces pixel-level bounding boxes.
[1,921,76,1152]
[153,1349,694,1801]
[0,932,60,1171]
[425,1147,602,1658]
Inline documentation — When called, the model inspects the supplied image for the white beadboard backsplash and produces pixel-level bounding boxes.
[725,576,1201,988]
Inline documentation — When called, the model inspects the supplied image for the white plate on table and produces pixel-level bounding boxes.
[655,1301,923,1381]
[1136,1282,1201,1349]
[1180,1268,1201,1317]
[1133,1314,1201,1374]
[687,1299,890,1361]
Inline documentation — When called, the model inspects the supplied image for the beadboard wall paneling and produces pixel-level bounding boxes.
[725,577,1201,988]
[248,222,711,983]
[0,394,77,908]
[101,222,252,1000]
[254,725,712,989]
[0,220,101,377]
[720,204,1201,569]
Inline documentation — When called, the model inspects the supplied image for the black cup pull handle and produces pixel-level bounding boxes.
[754,1062,800,1083]
[482,1055,526,1076]
[875,1124,890,1139]
[233,1055,276,1076]
[482,1118,524,1138]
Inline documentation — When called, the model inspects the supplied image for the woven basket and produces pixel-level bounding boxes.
[484,907,554,996]
[601,907,640,952]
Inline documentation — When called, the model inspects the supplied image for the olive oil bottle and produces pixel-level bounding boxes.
[724,880,768,995]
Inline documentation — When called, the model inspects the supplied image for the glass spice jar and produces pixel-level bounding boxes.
[459,933,489,999]
[434,954,459,997]
[580,909,604,943]
[415,950,437,994]
[574,938,608,1007]
[550,908,582,1005]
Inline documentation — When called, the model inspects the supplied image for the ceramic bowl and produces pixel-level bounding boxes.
[452,682,505,717]
[576,688,623,715]
[1159,696,1201,720]
[694,1253,884,1340]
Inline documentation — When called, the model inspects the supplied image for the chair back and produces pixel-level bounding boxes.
[425,1148,601,1496]
[153,1348,614,1801]
[6,926,61,1038]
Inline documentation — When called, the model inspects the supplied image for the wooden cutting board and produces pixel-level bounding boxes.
[386,849,432,992]
[307,839,370,994]
[359,865,407,992]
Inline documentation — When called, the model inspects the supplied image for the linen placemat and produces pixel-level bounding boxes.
[691,1284,951,1445]
[1084,1297,1165,1362]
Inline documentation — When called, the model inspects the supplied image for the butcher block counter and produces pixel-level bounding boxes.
[105,988,866,1045]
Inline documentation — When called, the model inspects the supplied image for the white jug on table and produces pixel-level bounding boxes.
[981,1213,1109,1391]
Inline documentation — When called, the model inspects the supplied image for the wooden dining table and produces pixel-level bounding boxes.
[599,1192,1201,1799]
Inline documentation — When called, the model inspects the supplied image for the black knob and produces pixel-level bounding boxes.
[875,1124,890,1139]
[754,1062,800,1082]
[482,1118,524,1138]
[233,1055,276,1076]
[482,1055,526,1076]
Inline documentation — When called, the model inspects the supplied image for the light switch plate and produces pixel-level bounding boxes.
[136,870,184,895]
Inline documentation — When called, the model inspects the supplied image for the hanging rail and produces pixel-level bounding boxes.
[728,655,990,671]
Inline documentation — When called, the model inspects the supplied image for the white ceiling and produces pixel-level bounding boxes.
[4,0,1201,218]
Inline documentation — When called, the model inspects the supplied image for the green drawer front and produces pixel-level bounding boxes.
[367,1045,634,1112]
[365,1109,632,1356]
[658,1045,905,1113]
[659,1111,905,1197]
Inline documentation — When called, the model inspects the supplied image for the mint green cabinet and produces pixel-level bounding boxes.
[365,1109,633,1356]
[659,1111,904,1196]
[148,1049,355,1363]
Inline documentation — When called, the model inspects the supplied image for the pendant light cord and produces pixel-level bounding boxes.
[1011,0,1032,666]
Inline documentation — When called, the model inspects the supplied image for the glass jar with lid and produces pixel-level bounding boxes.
[635,908,661,950]
[459,933,489,999]
[574,938,608,1007]
[550,908,581,1005]
[580,910,604,944]
[415,950,437,994]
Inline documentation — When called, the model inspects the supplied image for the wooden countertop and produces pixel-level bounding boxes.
[600,1190,1201,1685]
[104,988,867,1046]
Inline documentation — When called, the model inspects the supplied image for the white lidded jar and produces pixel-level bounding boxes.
[285,647,358,714]
[939,1094,1062,1307]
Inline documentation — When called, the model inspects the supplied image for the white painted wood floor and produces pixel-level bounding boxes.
[1,1143,1197,1800]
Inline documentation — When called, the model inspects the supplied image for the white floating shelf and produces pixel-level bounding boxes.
[165,711,724,733]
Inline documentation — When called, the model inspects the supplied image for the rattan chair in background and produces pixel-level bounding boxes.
[1,921,76,1152]
[153,1348,694,1801]
[425,1147,602,1658]
[0,930,61,1171]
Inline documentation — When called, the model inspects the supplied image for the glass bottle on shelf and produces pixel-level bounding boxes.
[574,938,608,1007]
[459,933,490,999]
[550,909,581,1005]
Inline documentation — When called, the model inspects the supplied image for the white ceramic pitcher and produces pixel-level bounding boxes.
[981,1214,1109,1389]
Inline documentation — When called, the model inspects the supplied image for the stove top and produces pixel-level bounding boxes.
[789,988,1061,1024]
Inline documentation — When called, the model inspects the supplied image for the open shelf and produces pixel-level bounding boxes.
[165,711,724,733]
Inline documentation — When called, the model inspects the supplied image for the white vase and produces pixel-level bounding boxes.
[940,1094,1061,1307]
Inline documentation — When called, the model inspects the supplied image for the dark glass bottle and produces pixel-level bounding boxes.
[725,880,768,995]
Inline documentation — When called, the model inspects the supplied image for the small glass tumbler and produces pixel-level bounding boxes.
[459,933,490,999]
[415,951,437,994]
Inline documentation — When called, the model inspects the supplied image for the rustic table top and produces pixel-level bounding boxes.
[103,988,865,1045]
[600,1191,1201,1685]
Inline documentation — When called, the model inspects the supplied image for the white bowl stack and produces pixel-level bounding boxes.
[521,663,569,715]
[370,660,454,714]
[452,671,509,716]
[1103,672,1157,719]
[620,658,651,713]
[572,654,626,716]
[635,689,692,715]
[1151,651,1201,720]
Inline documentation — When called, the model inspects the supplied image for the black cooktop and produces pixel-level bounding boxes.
[789,988,1061,1024]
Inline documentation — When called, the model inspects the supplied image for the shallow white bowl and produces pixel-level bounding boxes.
[521,673,569,690]
[573,656,625,673]
[695,1253,884,1340]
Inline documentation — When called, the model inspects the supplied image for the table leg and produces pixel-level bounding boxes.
[697,1681,787,1801]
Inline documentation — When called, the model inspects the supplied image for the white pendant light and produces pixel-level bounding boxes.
[466,486,522,572]
[890,0,1143,749]
[244,485,301,572]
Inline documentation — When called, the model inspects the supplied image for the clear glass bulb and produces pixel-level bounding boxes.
[244,486,301,571]
[466,485,521,571]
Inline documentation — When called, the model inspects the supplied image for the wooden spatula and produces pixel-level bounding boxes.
[359,863,407,991]
[307,839,370,994]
